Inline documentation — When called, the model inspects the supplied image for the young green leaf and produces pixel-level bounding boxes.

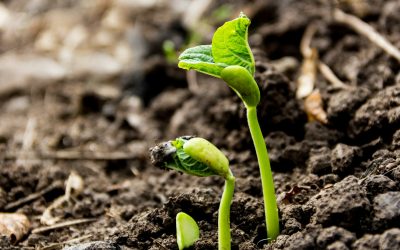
[212,13,255,75]
[176,212,200,250]
[177,14,255,78]
[178,45,227,78]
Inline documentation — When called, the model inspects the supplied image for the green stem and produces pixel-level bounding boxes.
[218,174,235,250]
[246,106,279,241]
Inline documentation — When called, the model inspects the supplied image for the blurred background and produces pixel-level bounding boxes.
[1,0,400,249]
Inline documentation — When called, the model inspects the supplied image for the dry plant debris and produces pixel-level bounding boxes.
[304,90,328,124]
[333,8,400,63]
[297,24,318,99]
[40,171,84,226]
[0,213,30,243]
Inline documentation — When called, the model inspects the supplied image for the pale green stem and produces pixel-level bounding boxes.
[246,106,279,241]
[218,174,235,250]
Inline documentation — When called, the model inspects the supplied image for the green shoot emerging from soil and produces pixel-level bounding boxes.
[176,212,200,250]
[150,136,235,250]
[178,13,279,241]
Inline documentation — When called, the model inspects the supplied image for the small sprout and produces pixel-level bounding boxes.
[163,40,178,64]
[178,13,279,241]
[176,212,200,250]
[150,136,235,250]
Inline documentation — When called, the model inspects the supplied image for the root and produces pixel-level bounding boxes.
[333,8,400,63]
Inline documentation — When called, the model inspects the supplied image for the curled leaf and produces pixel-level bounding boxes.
[183,137,230,179]
[0,213,30,244]
[150,136,230,179]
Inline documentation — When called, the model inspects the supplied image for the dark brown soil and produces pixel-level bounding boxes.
[0,0,399,249]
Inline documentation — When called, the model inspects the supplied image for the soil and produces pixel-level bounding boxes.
[0,0,399,250]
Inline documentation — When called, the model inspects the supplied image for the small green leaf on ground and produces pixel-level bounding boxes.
[176,212,200,250]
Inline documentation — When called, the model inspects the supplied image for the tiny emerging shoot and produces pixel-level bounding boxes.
[150,136,235,250]
[176,212,200,250]
[178,13,280,241]
[163,40,178,64]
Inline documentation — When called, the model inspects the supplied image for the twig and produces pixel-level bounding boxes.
[318,62,351,89]
[333,8,400,63]
[4,181,63,211]
[3,150,142,161]
[154,241,169,250]
[32,218,96,234]
[297,23,318,99]
[40,234,92,250]
[40,172,84,226]
[300,23,317,57]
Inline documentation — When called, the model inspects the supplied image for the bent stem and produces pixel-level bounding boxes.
[247,106,279,242]
[218,173,235,250]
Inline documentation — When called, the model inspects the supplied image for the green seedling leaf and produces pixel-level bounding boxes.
[178,45,227,78]
[221,65,260,107]
[212,13,255,75]
[177,13,255,79]
[176,212,200,250]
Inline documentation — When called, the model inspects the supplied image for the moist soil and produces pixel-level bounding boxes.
[1,0,400,249]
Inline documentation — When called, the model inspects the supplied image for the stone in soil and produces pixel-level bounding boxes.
[349,85,400,141]
[379,228,400,250]
[304,122,344,146]
[316,226,356,249]
[265,131,296,170]
[352,234,380,250]
[327,87,370,126]
[330,143,362,176]
[305,176,370,229]
[257,71,306,137]
[372,192,400,231]
[391,129,400,149]
[307,146,331,175]
[363,149,400,180]
[361,175,398,198]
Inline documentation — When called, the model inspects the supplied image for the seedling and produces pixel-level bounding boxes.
[177,13,279,241]
[150,136,235,250]
[176,212,200,250]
